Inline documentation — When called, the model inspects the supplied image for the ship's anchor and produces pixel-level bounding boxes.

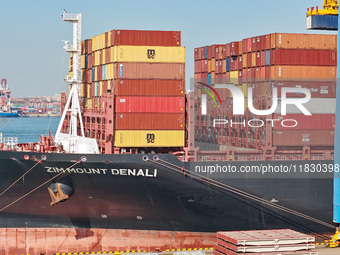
[48,183,69,206]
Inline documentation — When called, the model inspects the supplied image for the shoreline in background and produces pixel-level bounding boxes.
[20,113,60,117]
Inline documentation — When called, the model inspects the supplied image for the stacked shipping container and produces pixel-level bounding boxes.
[66,30,185,153]
[194,33,337,155]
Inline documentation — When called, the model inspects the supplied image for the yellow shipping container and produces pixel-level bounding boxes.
[87,85,91,99]
[94,66,98,81]
[230,71,238,84]
[243,54,247,68]
[81,55,85,69]
[98,81,103,96]
[114,130,185,147]
[110,46,185,63]
[80,83,85,98]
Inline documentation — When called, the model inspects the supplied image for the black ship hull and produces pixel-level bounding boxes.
[0,151,334,254]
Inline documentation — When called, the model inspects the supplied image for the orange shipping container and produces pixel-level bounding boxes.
[211,59,216,72]
[251,52,256,67]
[270,33,337,50]
[208,59,212,73]
[113,79,185,96]
[270,66,336,79]
[114,63,185,79]
[115,113,185,130]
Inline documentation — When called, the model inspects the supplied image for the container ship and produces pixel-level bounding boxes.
[0,79,19,117]
[0,11,337,255]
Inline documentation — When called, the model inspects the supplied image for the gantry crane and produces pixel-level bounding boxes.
[307,0,338,30]
[307,0,340,248]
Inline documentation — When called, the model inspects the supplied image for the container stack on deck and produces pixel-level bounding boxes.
[65,30,186,153]
[194,33,337,159]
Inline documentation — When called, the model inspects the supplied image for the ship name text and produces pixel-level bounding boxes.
[45,167,157,177]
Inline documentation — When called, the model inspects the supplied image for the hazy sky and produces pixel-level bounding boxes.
[0,0,336,97]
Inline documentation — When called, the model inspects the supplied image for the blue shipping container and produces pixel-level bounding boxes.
[307,15,338,31]
[119,64,123,77]
[204,46,208,59]
[85,54,88,69]
[226,57,230,72]
[102,65,105,80]
[265,50,270,66]
[208,73,211,85]
[95,82,98,96]
[92,67,95,81]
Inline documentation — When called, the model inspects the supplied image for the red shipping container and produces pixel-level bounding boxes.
[260,35,266,51]
[242,69,247,80]
[256,52,261,66]
[256,36,261,51]
[114,80,184,96]
[273,114,335,130]
[115,113,185,130]
[270,49,336,66]
[105,32,109,48]
[260,66,266,80]
[200,47,205,59]
[251,37,257,52]
[210,45,216,59]
[238,70,243,84]
[97,65,102,81]
[195,60,200,73]
[230,57,236,71]
[115,96,185,113]
[264,34,271,50]
[255,67,261,80]
[272,130,334,146]
[234,57,239,70]
[208,46,212,59]
[86,69,92,83]
[222,45,226,58]
[247,38,252,52]
[226,43,231,57]
[242,39,247,53]
[238,55,243,70]
[260,51,266,66]
[230,41,239,56]
[88,53,94,69]
[247,52,252,68]
[197,47,202,60]
[110,30,181,46]
[114,63,185,79]
[105,48,111,64]
[194,48,198,60]
[203,60,208,72]
[215,60,220,74]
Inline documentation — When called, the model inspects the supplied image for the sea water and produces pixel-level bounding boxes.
[0,117,60,143]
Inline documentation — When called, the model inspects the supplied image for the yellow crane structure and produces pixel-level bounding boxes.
[307,0,338,16]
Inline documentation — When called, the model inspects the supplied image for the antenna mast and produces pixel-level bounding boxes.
[55,10,99,154]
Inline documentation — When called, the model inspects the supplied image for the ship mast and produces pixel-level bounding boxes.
[55,10,99,154]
